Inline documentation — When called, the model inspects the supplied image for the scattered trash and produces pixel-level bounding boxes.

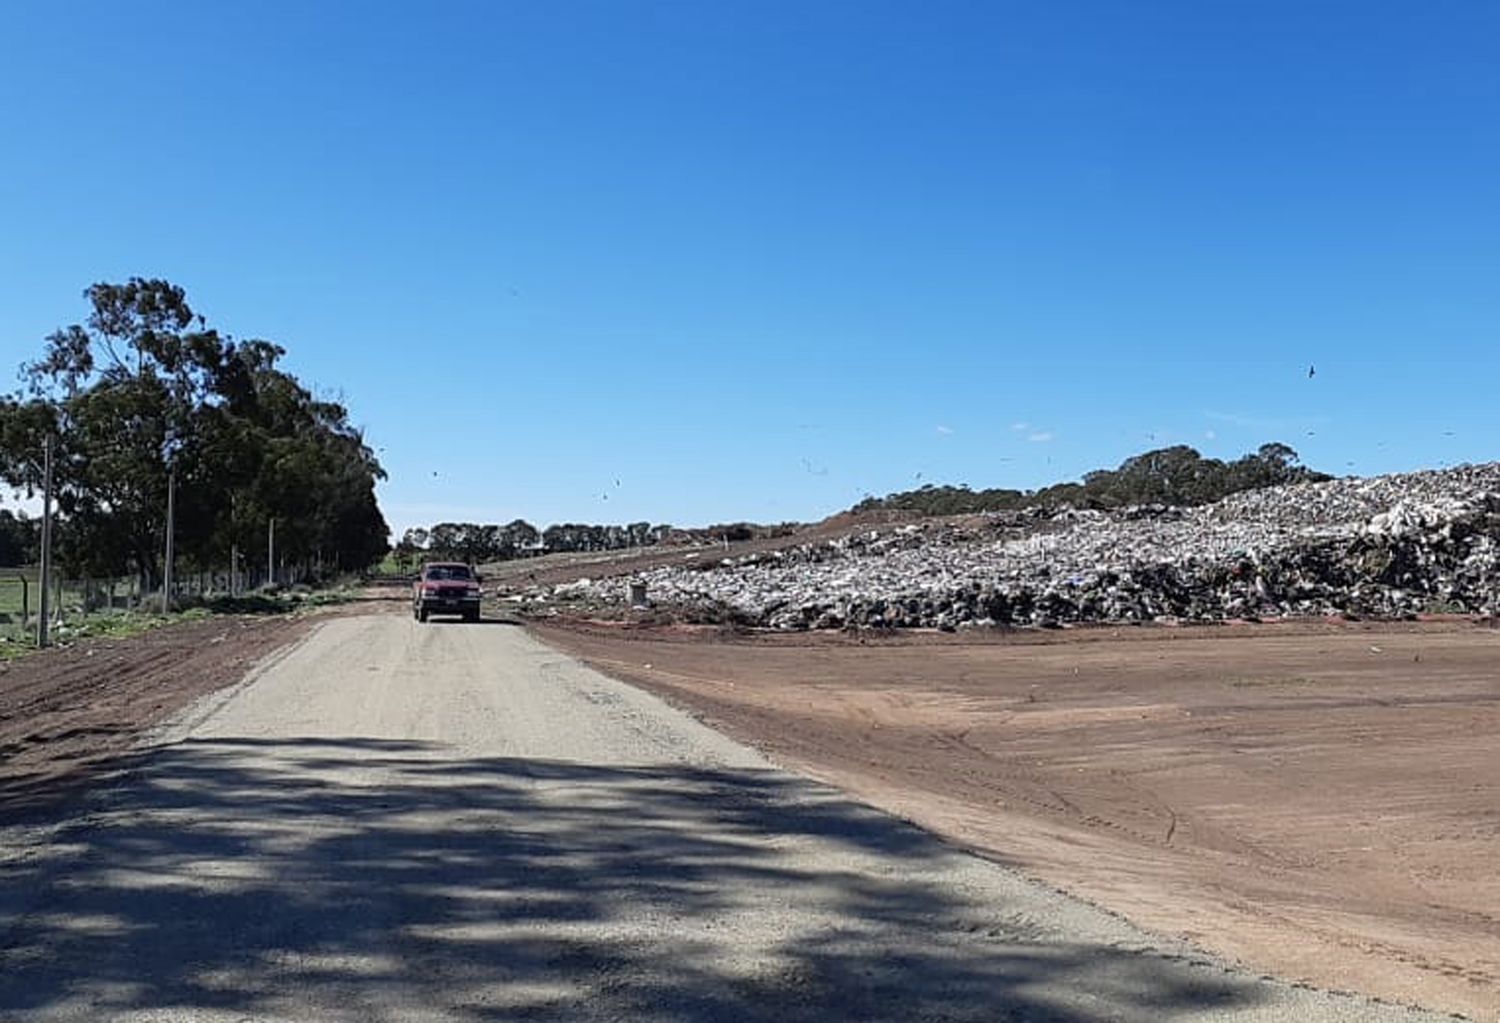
[524,464,1500,631]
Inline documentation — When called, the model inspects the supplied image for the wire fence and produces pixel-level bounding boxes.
[0,563,314,649]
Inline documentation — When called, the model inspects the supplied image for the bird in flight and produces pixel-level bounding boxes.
[1308,365,1316,378]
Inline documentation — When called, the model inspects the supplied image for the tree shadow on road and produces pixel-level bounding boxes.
[0,736,1278,1021]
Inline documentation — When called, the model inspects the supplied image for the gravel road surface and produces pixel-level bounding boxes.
[0,616,1459,1021]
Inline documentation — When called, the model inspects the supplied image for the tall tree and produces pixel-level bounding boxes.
[0,279,390,586]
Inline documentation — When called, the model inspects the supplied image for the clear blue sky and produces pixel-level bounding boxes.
[3,1,1496,535]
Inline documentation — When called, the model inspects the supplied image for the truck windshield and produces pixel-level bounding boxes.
[425,566,472,581]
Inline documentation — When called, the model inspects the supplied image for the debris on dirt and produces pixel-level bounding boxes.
[521,464,1500,630]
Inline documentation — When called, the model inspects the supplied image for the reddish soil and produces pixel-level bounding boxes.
[0,610,355,819]
[535,617,1500,1021]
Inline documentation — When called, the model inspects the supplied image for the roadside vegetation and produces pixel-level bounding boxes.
[0,582,359,661]
[0,278,387,655]
[0,607,212,660]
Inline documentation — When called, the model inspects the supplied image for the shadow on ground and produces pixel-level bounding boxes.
[0,737,1269,1021]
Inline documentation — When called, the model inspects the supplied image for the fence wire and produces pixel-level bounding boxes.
[0,564,311,649]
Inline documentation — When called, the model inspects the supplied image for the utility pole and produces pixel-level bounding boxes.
[267,518,275,588]
[162,463,176,614]
[37,435,55,648]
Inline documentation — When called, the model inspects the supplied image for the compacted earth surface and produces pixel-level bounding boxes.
[0,613,320,819]
[0,611,1472,1021]
[2,591,1495,1020]
[536,616,1500,1021]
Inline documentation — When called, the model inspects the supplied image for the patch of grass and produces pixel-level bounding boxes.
[1227,675,1320,688]
[0,574,93,619]
[0,586,357,660]
[0,608,208,659]
[63,608,213,640]
[202,588,355,614]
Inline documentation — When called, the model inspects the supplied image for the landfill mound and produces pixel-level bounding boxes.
[532,463,1500,629]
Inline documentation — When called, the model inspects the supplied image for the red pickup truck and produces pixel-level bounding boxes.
[412,562,483,622]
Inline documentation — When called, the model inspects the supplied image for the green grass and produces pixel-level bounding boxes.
[0,585,360,660]
[0,608,209,660]
[204,588,357,614]
[370,552,418,577]
[1227,675,1320,688]
[0,573,83,618]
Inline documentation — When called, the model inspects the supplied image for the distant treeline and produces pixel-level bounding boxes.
[394,443,1323,570]
[396,519,800,568]
[395,521,662,568]
[854,443,1331,517]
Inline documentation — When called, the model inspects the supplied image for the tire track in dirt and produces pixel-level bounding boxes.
[535,619,1500,1020]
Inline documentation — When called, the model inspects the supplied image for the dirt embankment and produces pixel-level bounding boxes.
[535,617,1500,1021]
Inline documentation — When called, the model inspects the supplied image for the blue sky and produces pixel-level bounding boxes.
[3,1,1496,535]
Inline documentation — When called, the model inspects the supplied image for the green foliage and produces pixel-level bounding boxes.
[396,519,679,564]
[0,511,37,567]
[855,443,1331,517]
[540,522,646,555]
[0,279,390,583]
[203,589,356,614]
[0,608,215,660]
[853,484,1028,517]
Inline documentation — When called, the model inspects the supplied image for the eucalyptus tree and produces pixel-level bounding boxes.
[0,279,389,586]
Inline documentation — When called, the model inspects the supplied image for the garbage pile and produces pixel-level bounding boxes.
[531,464,1500,629]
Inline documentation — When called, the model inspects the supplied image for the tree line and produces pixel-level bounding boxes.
[0,279,389,584]
[394,520,672,570]
[393,519,802,570]
[854,443,1331,517]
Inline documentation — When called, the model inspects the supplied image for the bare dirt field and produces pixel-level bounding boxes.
[535,617,1500,1021]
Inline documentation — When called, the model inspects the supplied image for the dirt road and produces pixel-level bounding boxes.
[0,616,1459,1021]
